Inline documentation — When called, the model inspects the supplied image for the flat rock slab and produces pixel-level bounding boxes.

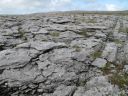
[16,41,67,51]
[91,58,107,68]
[0,49,32,68]
[102,42,117,62]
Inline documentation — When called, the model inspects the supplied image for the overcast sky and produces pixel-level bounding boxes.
[0,0,127,14]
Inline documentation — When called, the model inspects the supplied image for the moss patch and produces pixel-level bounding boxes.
[110,72,128,89]
[114,39,124,45]
[101,62,112,75]
[18,27,27,41]
[86,19,97,23]
[77,30,87,37]
[50,32,60,37]
[91,51,102,59]
[102,62,128,91]
[119,27,128,33]
[72,45,81,52]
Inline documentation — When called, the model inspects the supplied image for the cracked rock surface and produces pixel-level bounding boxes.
[0,12,128,96]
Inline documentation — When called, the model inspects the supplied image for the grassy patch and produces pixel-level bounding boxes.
[91,51,102,59]
[19,31,27,41]
[119,27,128,33]
[119,91,127,96]
[77,18,96,23]
[101,62,112,75]
[110,72,128,89]
[114,39,124,45]
[102,62,128,91]
[77,80,87,86]
[78,31,87,37]
[18,27,27,41]
[19,31,25,38]
[72,45,81,52]
[77,29,88,37]
[50,32,60,37]
[86,19,97,23]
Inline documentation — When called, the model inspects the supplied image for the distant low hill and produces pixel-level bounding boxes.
[31,10,128,16]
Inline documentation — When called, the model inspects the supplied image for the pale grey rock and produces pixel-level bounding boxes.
[47,24,67,32]
[123,43,128,64]
[48,48,73,64]
[58,31,83,40]
[53,85,76,96]
[32,28,49,34]
[72,51,91,62]
[73,76,120,96]
[113,32,127,42]
[102,42,117,62]
[84,25,107,30]
[73,87,85,96]
[1,67,40,87]
[36,60,52,70]
[91,58,107,68]
[0,49,32,68]
[84,76,120,96]
[50,18,73,24]
[116,42,128,64]
[124,65,128,71]
[16,41,67,51]
[71,38,102,51]
[95,31,106,40]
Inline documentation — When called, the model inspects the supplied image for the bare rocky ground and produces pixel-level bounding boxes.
[0,12,128,96]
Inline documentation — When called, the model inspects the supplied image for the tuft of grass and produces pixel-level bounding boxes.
[50,32,60,37]
[102,62,128,91]
[86,19,96,23]
[77,18,96,23]
[91,51,102,59]
[114,39,124,45]
[77,80,87,86]
[119,27,128,33]
[119,91,127,96]
[101,62,112,75]
[19,31,27,41]
[77,29,89,37]
[19,31,25,38]
[72,45,81,52]
[78,31,87,37]
[109,72,128,89]
[18,27,27,41]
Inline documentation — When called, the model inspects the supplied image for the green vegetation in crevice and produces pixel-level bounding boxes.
[49,32,60,37]
[91,51,102,59]
[86,19,97,23]
[19,31,27,41]
[76,18,97,24]
[107,32,114,42]
[101,62,128,92]
[119,91,127,96]
[77,31,87,37]
[114,39,124,45]
[12,44,17,48]
[72,45,81,52]
[77,79,87,86]
[18,27,27,41]
[110,72,128,89]
[119,27,128,33]
[77,18,87,23]
[101,62,112,75]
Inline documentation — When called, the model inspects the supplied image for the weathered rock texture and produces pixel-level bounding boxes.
[0,12,128,96]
